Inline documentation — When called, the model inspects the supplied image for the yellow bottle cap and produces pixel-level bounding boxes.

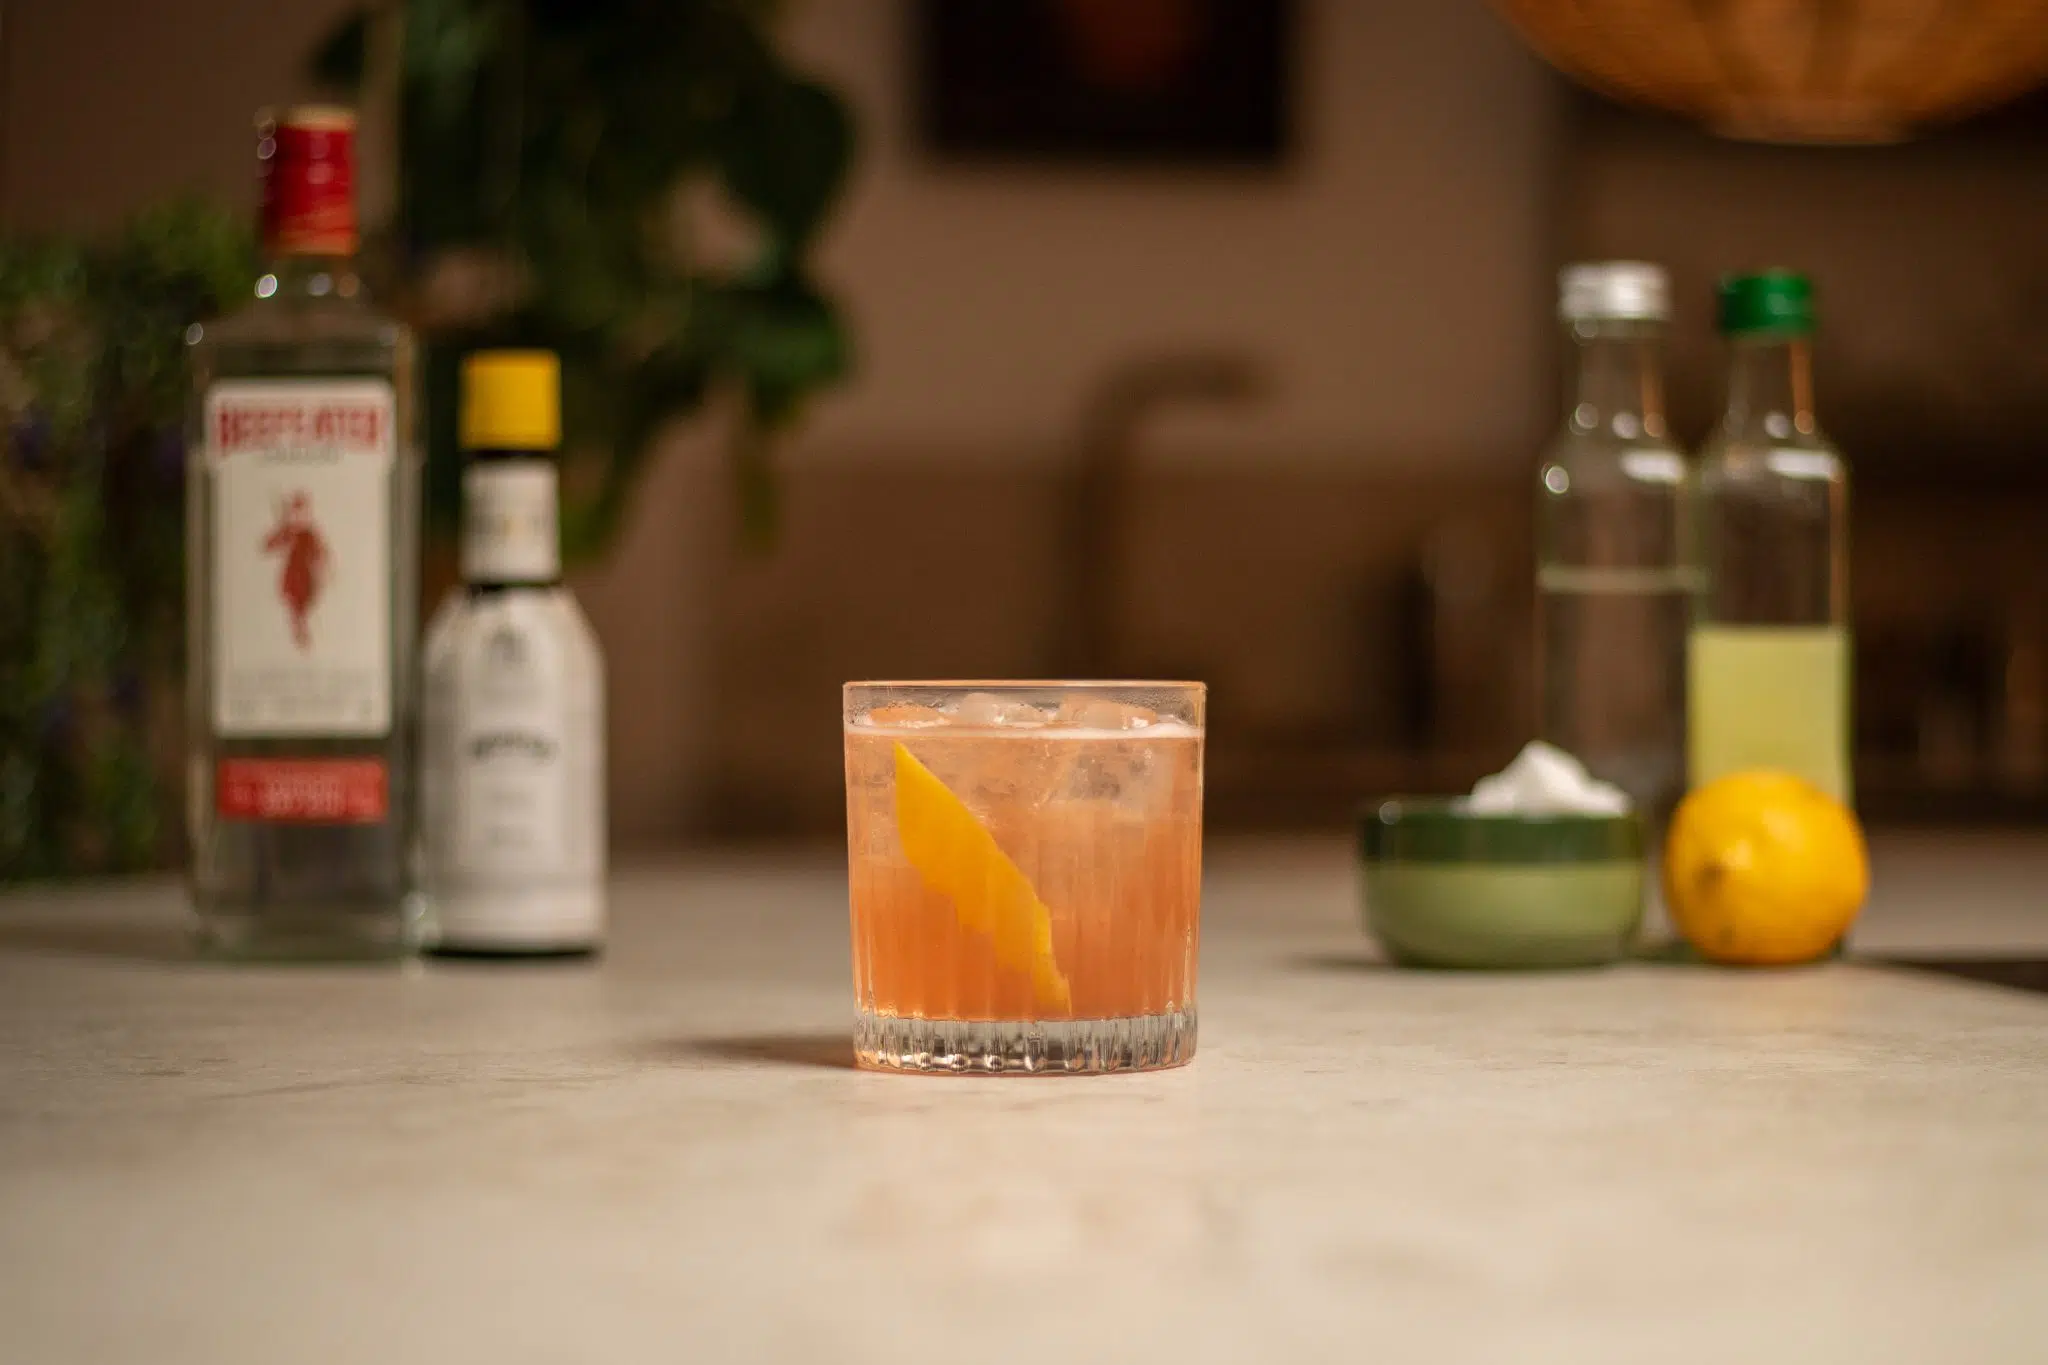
[460,350,561,450]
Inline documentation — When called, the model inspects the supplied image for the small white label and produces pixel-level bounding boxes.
[208,379,395,737]
[421,591,605,945]
[462,461,560,583]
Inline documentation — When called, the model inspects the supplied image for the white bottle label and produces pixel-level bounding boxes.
[462,461,561,584]
[207,379,396,737]
[421,592,605,945]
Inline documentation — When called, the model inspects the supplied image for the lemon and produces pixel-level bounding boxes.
[891,743,1072,1012]
[1663,769,1870,966]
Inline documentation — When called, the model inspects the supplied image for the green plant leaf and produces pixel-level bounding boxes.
[305,0,856,560]
[718,77,855,254]
[310,7,372,90]
[0,196,251,875]
[731,417,778,551]
[558,346,709,560]
[727,272,852,413]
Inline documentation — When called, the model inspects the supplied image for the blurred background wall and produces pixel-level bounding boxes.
[5,0,2043,845]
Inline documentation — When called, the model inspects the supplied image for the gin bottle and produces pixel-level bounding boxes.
[185,108,422,957]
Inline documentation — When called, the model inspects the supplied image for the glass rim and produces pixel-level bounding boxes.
[844,679,1205,693]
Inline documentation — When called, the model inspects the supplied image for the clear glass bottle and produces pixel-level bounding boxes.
[185,107,422,957]
[420,352,607,956]
[1537,262,1693,827]
[1689,270,1851,802]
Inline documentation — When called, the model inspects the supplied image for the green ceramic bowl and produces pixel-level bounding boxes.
[1358,799,1645,969]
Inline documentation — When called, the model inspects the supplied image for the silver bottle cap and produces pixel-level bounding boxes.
[1558,261,1669,323]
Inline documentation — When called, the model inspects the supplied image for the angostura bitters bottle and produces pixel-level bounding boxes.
[420,351,606,956]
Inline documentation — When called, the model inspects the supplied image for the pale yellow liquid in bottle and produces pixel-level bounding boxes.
[1686,623,1851,803]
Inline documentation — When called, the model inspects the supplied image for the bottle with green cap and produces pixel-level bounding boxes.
[1688,270,1851,805]
[418,350,607,955]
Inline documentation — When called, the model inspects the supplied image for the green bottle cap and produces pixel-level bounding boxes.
[1717,270,1814,336]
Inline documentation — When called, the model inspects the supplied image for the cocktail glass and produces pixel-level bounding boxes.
[843,681,1205,1074]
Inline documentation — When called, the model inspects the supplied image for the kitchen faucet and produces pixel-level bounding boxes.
[1053,351,1265,677]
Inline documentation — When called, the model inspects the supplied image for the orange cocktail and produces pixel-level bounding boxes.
[843,682,1204,1074]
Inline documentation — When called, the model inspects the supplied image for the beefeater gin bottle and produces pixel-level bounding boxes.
[184,106,422,958]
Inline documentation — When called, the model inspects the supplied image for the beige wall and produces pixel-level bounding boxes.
[2,1,1566,843]
[3,0,1564,473]
[782,1,1560,469]
[12,5,2040,835]
[1561,103,2048,468]
[1,0,360,229]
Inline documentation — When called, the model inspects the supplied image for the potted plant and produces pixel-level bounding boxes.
[0,1,855,876]
[0,203,253,876]
[311,0,857,566]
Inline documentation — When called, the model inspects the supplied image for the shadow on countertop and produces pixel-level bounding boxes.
[1875,956,2048,998]
[660,1032,859,1071]
[0,922,200,964]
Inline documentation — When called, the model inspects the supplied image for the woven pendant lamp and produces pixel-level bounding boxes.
[1492,0,2048,143]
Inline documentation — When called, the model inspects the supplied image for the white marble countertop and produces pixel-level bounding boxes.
[3,832,2047,1364]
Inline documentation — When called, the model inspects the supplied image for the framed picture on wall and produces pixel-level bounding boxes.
[914,0,1294,166]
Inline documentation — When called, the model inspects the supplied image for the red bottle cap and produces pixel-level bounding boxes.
[258,106,358,257]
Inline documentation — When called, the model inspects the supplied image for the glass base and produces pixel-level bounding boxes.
[854,1009,1196,1075]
